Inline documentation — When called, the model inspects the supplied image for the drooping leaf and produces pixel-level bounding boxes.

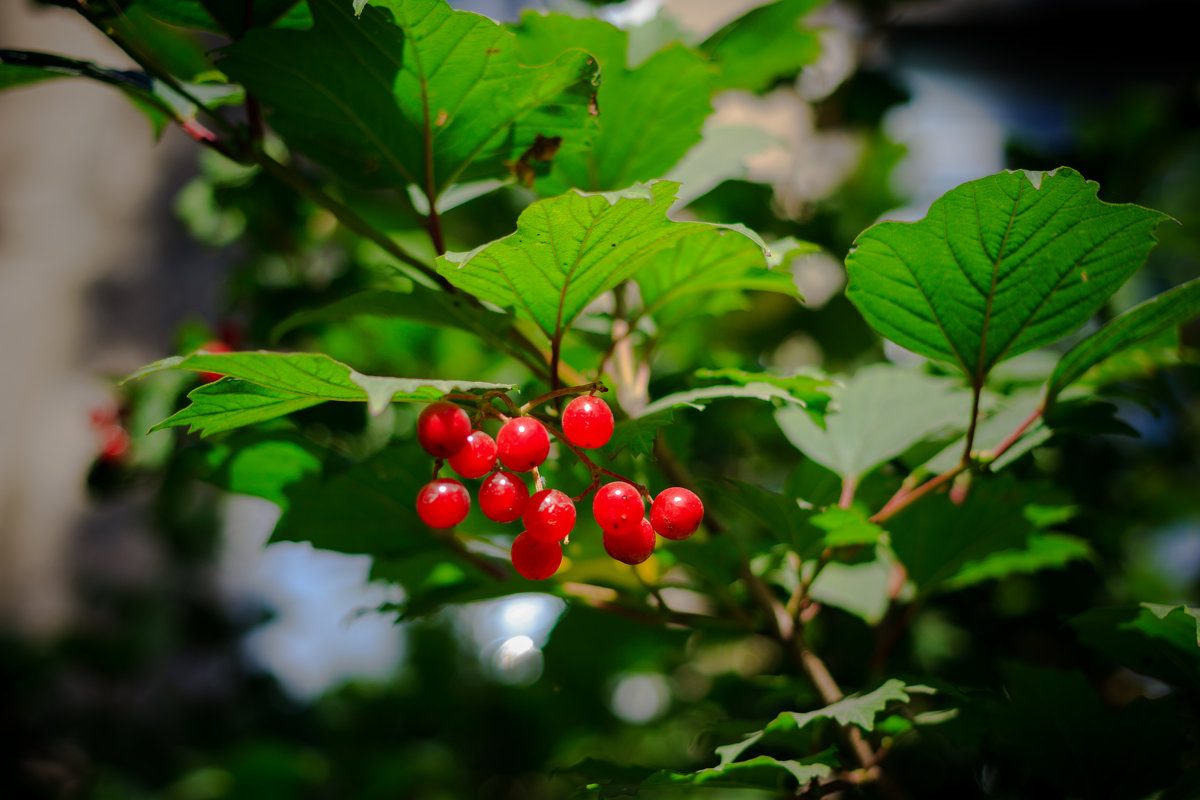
[701,0,823,93]
[845,168,1171,385]
[1045,276,1200,405]
[1070,602,1200,693]
[436,181,769,341]
[774,364,974,482]
[127,350,513,433]
[716,679,927,764]
[513,13,714,194]
[220,0,599,196]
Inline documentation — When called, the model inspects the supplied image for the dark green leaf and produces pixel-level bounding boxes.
[513,13,714,194]
[200,431,326,508]
[1046,277,1200,405]
[152,380,325,436]
[642,755,831,791]
[774,364,973,482]
[220,0,599,195]
[846,168,1171,384]
[1070,602,1200,693]
[702,0,823,92]
[606,408,674,459]
[436,181,769,341]
[940,533,1092,591]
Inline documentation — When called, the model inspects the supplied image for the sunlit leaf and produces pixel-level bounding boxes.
[437,181,769,341]
[846,168,1171,385]
[702,0,823,93]
[513,13,714,194]
[220,0,599,196]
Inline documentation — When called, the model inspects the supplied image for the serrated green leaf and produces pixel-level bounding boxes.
[1046,277,1200,405]
[513,13,714,194]
[887,477,1044,594]
[774,364,973,482]
[635,233,807,329]
[220,0,598,195]
[643,755,831,791]
[701,0,823,92]
[436,181,769,340]
[128,350,513,432]
[810,507,884,547]
[1070,602,1200,693]
[152,380,326,436]
[846,168,1171,385]
[717,679,923,764]
[607,408,674,458]
[941,533,1093,591]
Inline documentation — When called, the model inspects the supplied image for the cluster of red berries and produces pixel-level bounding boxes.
[413,394,704,580]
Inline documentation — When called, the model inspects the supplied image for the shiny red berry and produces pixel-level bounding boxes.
[417,401,472,458]
[523,489,576,543]
[592,481,644,536]
[511,531,563,580]
[604,518,655,565]
[650,487,704,540]
[448,430,497,479]
[562,395,614,449]
[496,417,549,472]
[416,478,470,528]
[479,470,529,523]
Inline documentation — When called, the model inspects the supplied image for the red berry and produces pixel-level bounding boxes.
[417,401,472,458]
[99,425,130,461]
[479,471,529,523]
[592,481,644,536]
[416,478,471,528]
[511,531,563,580]
[523,489,576,543]
[198,339,232,383]
[496,417,549,472]
[650,487,704,540]
[562,395,614,449]
[604,518,655,565]
[448,430,497,479]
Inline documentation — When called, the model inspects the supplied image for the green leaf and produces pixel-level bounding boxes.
[701,0,823,92]
[719,479,817,554]
[845,168,1171,384]
[774,364,974,482]
[135,0,309,34]
[664,124,782,207]
[270,286,519,346]
[716,679,926,764]
[922,387,1048,474]
[127,350,514,432]
[641,381,808,418]
[152,380,326,436]
[809,555,892,624]
[635,233,808,328]
[642,755,831,792]
[200,431,326,509]
[513,13,714,194]
[940,533,1093,591]
[887,477,1049,594]
[219,0,599,195]
[695,366,833,412]
[606,408,674,458]
[1070,602,1200,693]
[1046,277,1200,405]
[810,507,884,547]
[436,181,770,341]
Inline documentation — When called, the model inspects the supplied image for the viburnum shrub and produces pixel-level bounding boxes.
[12,0,1200,796]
